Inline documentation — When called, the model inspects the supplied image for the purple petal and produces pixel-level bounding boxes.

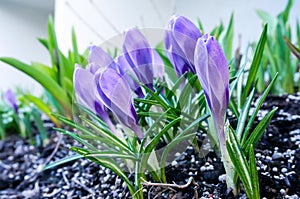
[194,34,229,130]
[123,28,154,86]
[88,45,117,73]
[95,68,143,139]
[73,65,107,119]
[117,56,144,98]
[170,15,202,43]
[4,89,18,113]
[165,15,202,76]
[164,30,191,76]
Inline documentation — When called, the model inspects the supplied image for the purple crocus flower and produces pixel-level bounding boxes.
[194,34,229,145]
[74,65,116,132]
[88,45,117,73]
[4,89,18,113]
[117,55,144,98]
[122,28,157,89]
[164,15,202,77]
[95,68,143,139]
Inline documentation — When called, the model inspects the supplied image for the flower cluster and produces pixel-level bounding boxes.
[74,28,165,140]
[69,15,275,199]
[74,16,229,144]
[165,16,229,144]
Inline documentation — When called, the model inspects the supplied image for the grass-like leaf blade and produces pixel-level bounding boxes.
[43,154,82,171]
[242,24,268,103]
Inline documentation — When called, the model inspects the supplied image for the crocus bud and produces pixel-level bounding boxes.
[164,15,202,77]
[95,68,143,139]
[123,28,155,89]
[194,34,229,142]
[88,45,117,73]
[73,65,110,122]
[117,55,144,98]
[4,89,18,113]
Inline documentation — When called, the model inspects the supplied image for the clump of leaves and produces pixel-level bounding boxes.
[0,89,48,146]
[256,0,299,94]
[0,16,87,125]
[45,16,277,199]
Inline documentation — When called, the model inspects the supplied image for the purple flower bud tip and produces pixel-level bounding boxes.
[123,28,154,87]
[195,34,229,141]
[165,15,202,77]
[73,64,109,121]
[88,45,117,73]
[4,89,18,113]
[95,68,143,139]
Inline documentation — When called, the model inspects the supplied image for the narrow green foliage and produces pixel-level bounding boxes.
[243,24,267,103]
[221,13,234,60]
[284,36,300,60]
[0,16,85,123]
[241,73,278,144]
[243,108,277,155]
[43,154,82,170]
[256,0,298,94]
[32,108,48,146]
[226,129,258,199]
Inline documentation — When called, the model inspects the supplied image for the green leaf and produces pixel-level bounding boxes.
[72,27,80,64]
[278,0,293,23]
[160,114,209,181]
[229,44,249,110]
[249,144,260,199]
[139,117,181,181]
[32,108,48,145]
[144,117,181,154]
[168,72,188,99]
[134,98,161,106]
[21,94,60,127]
[59,52,74,83]
[210,23,224,40]
[284,36,300,60]
[43,154,82,170]
[256,10,276,34]
[47,16,58,72]
[243,107,277,154]
[0,57,72,117]
[226,130,253,198]
[196,18,204,33]
[79,116,134,155]
[48,16,69,91]
[138,111,177,120]
[31,62,57,81]
[242,24,268,103]
[0,114,5,140]
[78,149,137,160]
[140,83,176,115]
[297,20,300,48]
[222,13,234,60]
[54,128,98,150]
[265,39,280,84]
[53,112,131,154]
[160,133,196,182]
[242,73,278,144]
[155,49,178,84]
[139,109,171,151]
[38,38,49,50]
[176,75,198,110]
[236,89,255,140]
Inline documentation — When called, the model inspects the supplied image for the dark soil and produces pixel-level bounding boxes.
[0,94,299,199]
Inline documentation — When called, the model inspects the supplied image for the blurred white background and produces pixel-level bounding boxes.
[0,0,299,94]
[0,0,54,95]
